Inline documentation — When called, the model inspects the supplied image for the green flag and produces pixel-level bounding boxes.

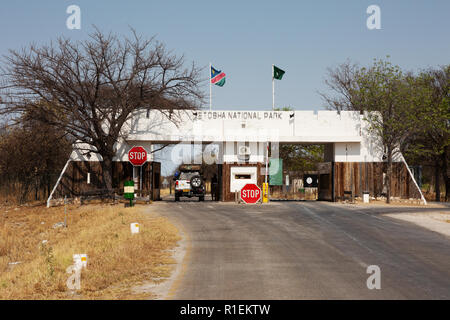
[273,65,285,80]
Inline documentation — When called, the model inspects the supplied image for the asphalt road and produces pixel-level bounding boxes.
[155,200,450,299]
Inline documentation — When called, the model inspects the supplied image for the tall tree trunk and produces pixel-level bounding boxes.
[386,147,392,204]
[101,156,114,192]
[435,158,441,202]
[442,146,449,202]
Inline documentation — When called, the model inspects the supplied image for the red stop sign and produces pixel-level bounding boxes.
[240,184,261,204]
[128,146,148,166]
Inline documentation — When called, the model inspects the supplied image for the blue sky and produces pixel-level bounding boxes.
[1,1,449,111]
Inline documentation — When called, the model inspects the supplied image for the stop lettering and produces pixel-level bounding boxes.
[240,184,262,204]
[129,152,146,160]
[242,189,260,198]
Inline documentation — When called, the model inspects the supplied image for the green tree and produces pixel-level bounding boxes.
[274,107,324,172]
[404,66,450,201]
[357,60,427,203]
[279,144,324,172]
[322,58,424,203]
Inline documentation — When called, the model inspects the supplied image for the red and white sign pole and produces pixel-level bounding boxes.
[128,146,148,197]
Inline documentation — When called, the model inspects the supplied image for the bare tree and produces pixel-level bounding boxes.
[319,60,363,112]
[0,29,203,191]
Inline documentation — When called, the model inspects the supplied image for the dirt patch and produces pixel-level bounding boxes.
[383,210,450,238]
[352,199,446,208]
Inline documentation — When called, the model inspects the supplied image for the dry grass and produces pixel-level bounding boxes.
[0,203,180,299]
[159,188,171,197]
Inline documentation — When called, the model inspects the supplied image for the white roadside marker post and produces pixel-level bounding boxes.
[67,254,86,291]
[130,222,140,234]
[73,254,88,269]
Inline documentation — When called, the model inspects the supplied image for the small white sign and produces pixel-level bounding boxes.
[363,193,370,203]
[131,222,140,234]
[73,254,87,269]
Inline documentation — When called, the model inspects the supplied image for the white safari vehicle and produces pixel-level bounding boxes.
[174,165,206,202]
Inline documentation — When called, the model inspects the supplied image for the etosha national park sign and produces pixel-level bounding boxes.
[194,111,284,121]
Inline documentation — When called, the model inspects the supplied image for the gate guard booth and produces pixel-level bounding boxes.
[230,167,258,193]
[48,109,425,205]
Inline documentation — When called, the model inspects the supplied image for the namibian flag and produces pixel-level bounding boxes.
[211,66,226,87]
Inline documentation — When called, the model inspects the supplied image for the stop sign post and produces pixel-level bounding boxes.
[240,184,262,204]
[128,146,148,198]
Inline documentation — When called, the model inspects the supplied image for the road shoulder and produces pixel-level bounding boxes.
[133,205,189,300]
[383,211,450,237]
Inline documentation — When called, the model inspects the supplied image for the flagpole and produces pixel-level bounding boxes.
[272,64,275,111]
[209,62,212,111]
